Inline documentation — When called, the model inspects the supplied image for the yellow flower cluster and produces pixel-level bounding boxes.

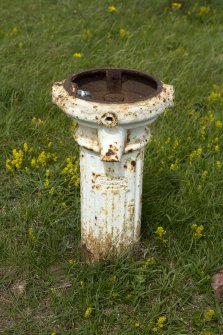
[68,259,76,265]
[216,120,222,129]
[155,227,167,243]
[60,202,68,209]
[50,287,56,295]
[189,147,202,164]
[108,5,116,13]
[216,160,222,169]
[80,280,85,288]
[191,224,204,239]
[197,6,210,17]
[32,116,43,125]
[31,151,57,168]
[152,316,167,332]
[84,307,92,318]
[170,158,179,171]
[203,309,215,322]
[208,92,220,103]
[6,149,24,170]
[119,28,130,39]
[134,322,140,328]
[208,84,223,103]
[73,52,82,59]
[62,157,80,187]
[28,227,37,243]
[171,2,182,9]
[143,257,156,269]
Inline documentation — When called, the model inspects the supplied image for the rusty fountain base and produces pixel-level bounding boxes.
[52,68,174,262]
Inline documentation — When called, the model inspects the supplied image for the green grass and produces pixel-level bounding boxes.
[1,0,223,334]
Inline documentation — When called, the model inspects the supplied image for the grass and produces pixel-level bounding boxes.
[1,0,223,334]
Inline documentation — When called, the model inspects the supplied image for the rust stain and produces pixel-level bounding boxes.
[103,144,118,161]
[130,160,136,172]
[82,227,114,262]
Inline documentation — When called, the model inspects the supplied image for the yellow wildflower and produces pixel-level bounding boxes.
[51,331,57,335]
[208,111,215,122]
[37,151,47,166]
[208,92,220,102]
[52,153,57,162]
[18,41,23,49]
[173,139,179,150]
[134,322,140,328]
[108,5,116,12]
[11,149,24,169]
[196,226,204,238]
[204,309,215,322]
[50,287,56,295]
[49,187,55,195]
[68,259,76,265]
[216,120,222,129]
[73,176,80,187]
[11,27,18,34]
[143,257,156,268]
[214,145,219,152]
[28,227,37,243]
[188,109,195,117]
[84,307,92,318]
[152,316,167,331]
[119,28,130,39]
[157,316,167,328]
[197,6,210,17]
[165,137,171,144]
[73,52,82,59]
[171,2,182,9]
[44,179,49,188]
[119,28,126,38]
[197,147,202,155]
[5,159,13,171]
[155,226,166,239]
[200,126,206,140]
[152,327,158,332]
[31,158,38,167]
[23,142,28,152]
[80,280,85,288]
[61,202,68,209]
[189,147,202,164]
[62,157,79,187]
[32,116,43,125]
[46,169,51,177]
[202,170,208,180]
[170,160,179,171]
[191,224,204,239]
[216,160,222,169]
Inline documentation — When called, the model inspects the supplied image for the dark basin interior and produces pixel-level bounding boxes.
[64,68,162,103]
